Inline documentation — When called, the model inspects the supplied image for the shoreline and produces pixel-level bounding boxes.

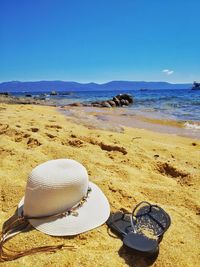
[60,106,200,139]
[0,103,200,266]
[1,94,200,140]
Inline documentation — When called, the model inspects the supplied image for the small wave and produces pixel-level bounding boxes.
[184,122,200,130]
[192,101,200,106]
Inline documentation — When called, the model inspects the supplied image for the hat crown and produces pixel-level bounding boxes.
[23,159,89,217]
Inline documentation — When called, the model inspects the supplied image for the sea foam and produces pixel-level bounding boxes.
[184,122,200,130]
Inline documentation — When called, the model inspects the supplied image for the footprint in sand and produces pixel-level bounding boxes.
[23,133,31,138]
[27,138,42,148]
[30,127,39,132]
[46,133,57,139]
[97,142,127,155]
[45,124,62,129]
[68,135,127,154]
[68,139,84,147]
[157,162,188,178]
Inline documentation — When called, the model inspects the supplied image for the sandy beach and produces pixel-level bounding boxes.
[0,103,200,267]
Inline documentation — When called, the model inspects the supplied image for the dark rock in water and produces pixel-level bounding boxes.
[25,94,32,97]
[120,99,129,106]
[102,101,112,108]
[91,101,99,105]
[0,92,10,96]
[100,94,133,108]
[120,99,127,106]
[50,91,58,95]
[67,93,134,108]
[0,94,56,106]
[113,97,121,106]
[68,102,83,107]
[108,100,116,107]
[38,94,47,100]
[92,103,102,107]
[116,93,133,103]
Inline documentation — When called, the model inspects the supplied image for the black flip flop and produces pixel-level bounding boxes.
[107,202,171,256]
[106,211,132,236]
[131,201,171,242]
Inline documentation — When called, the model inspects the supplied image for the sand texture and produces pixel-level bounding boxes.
[0,104,200,267]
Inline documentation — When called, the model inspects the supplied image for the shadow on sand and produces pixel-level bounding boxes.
[118,245,159,267]
[0,211,75,262]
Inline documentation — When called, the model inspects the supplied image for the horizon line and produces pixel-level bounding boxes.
[0,79,193,84]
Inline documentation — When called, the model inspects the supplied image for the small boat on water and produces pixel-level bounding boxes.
[191,81,200,90]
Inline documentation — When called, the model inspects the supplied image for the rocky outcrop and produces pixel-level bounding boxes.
[0,92,9,96]
[0,95,56,106]
[50,91,58,95]
[68,94,134,108]
[0,92,133,108]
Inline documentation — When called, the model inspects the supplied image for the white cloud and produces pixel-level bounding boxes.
[162,69,174,75]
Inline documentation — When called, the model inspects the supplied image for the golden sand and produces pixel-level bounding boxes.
[0,104,200,267]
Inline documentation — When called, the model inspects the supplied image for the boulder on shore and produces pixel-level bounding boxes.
[115,93,133,103]
[66,93,134,108]
[68,102,83,107]
[101,101,112,108]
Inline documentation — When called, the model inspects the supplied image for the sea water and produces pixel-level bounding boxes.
[12,88,200,134]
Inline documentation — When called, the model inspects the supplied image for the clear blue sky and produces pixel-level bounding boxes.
[0,0,199,83]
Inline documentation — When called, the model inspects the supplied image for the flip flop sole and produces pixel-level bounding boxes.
[123,232,158,255]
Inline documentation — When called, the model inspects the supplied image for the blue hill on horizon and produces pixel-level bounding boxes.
[0,80,192,92]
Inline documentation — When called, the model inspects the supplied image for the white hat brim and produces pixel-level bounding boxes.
[18,182,110,236]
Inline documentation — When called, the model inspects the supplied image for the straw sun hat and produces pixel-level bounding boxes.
[18,159,110,236]
[0,159,110,261]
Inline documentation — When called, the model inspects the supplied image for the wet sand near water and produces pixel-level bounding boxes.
[60,106,200,139]
[0,104,200,267]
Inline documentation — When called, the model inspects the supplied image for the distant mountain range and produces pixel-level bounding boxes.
[0,80,192,92]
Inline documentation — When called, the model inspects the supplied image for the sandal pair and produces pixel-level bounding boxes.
[107,201,171,256]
